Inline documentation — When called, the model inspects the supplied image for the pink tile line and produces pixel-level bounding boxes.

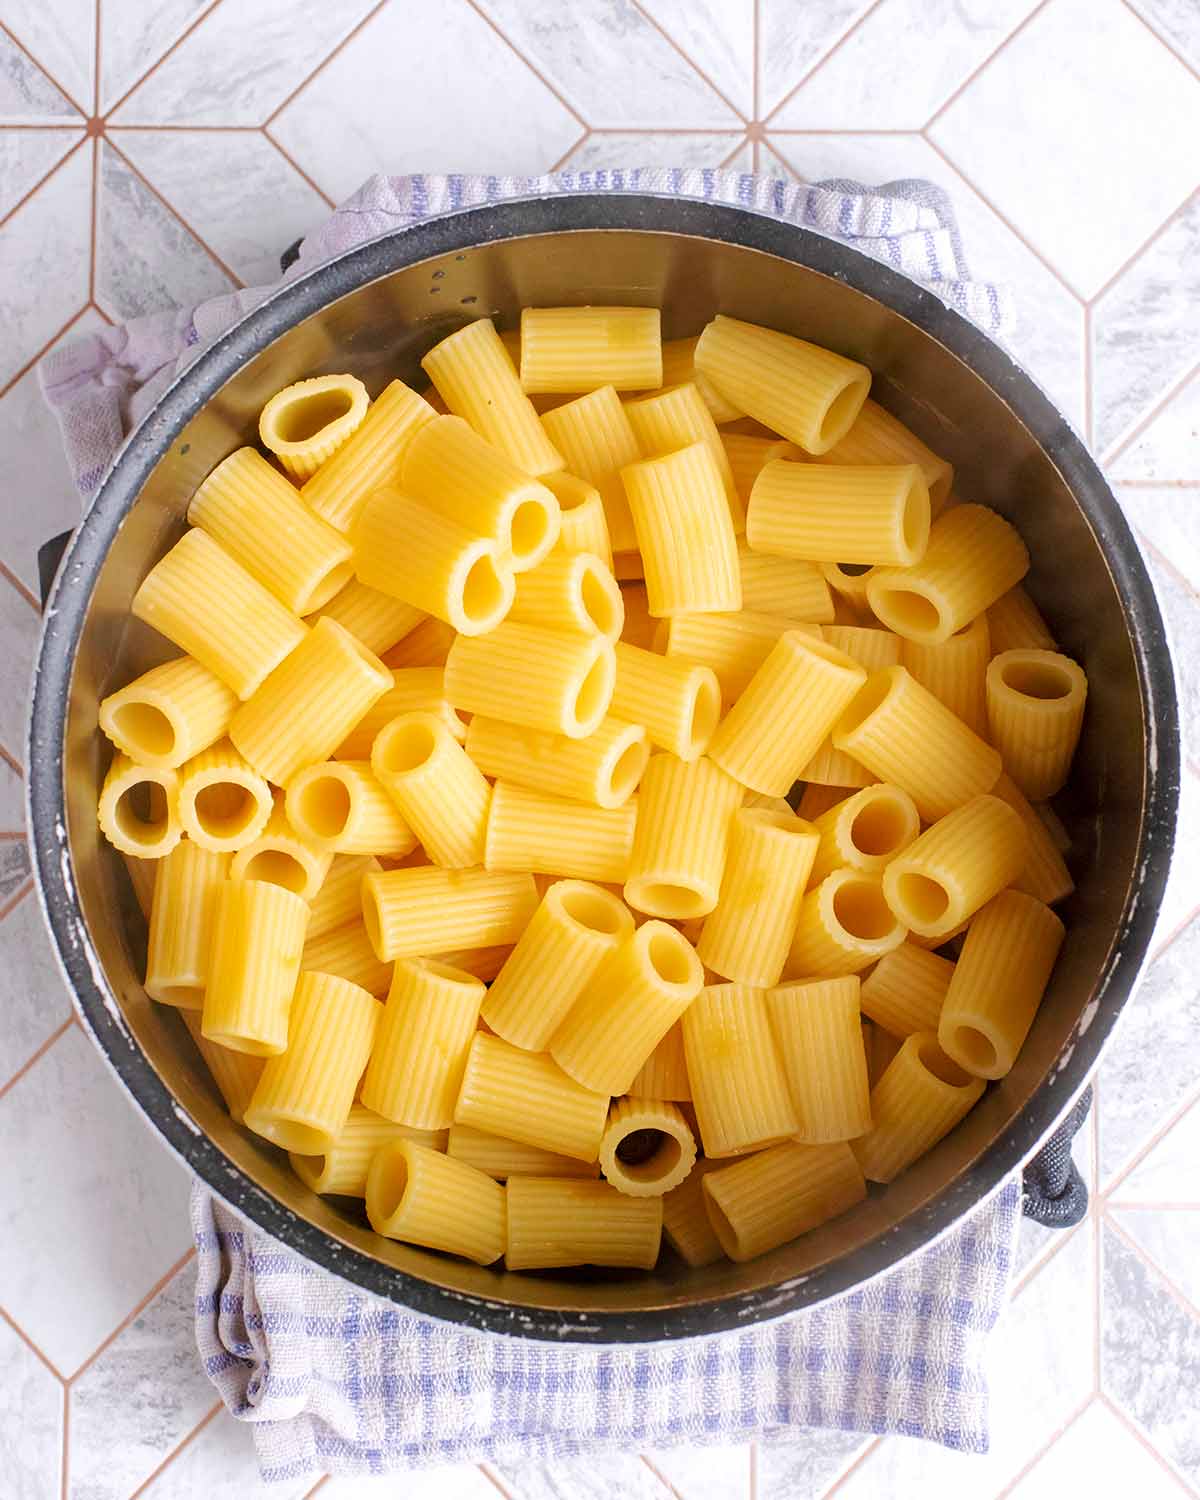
[751,0,760,123]
[1119,0,1200,88]
[0,130,86,234]
[1101,350,1200,472]
[759,0,886,126]
[820,1435,882,1497]
[0,1300,66,1382]
[922,0,1055,136]
[460,0,589,131]
[0,1015,74,1106]
[0,18,90,119]
[1101,1211,1200,1337]
[260,0,392,130]
[992,1394,1097,1500]
[126,1401,224,1499]
[479,1462,518,1497]
[100,0,229,122]
[0,302,93,403]
[1101,1089,1200,1202]
[627,0,749,123]
[1084,184,1200,312]
[0,879,34,924]
[1095,1393,1199,1498]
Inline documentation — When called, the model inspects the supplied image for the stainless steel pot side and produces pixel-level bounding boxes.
[28,195,1178,1341]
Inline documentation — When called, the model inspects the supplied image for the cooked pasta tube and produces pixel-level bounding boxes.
[202,878,309,1056]
[852,1032,985,1183]
[697,808,818,986]
[337,669,466,759]
[816,397,954,515]
[660,611,821,702]
[806,783,920,886]
[703,1140,866,1261]
[863,1019,903,1088]
[244,971,380,1154]
[859,943,954,1038]
[882,793,1027,942]
[362,866,538,962]
[188,447,353,614]
[520,306,662,394]
[433,945,513,982]
[989,772,1074,905]
[291,1104,446,1197]
[481,879,633,1050]
[485,780,636,884]
[660,335,742,423]
[421,317,563,475]
[506,1176,662,1270]
[624,381,742,529]
[867,504,1029,645]
[447,1123,601,1181]
[785,869,906,979]
[372,711,491,868]
[598,1098,697,1197]
[305,577,425,658]
[737,543,834,620]
[987,582,1056,654]
[766,977,871,1143]
[937,890,1065,1080]
[661,1158,725,1267]
[550,921,703,1096]
[401,415,560,571]
[619,582,656,649]
[382,617,458,669]
[181,1011,264,1125]
[361,958,484,1128]
[708,633,867,797]
[132,528,308,700]
[367,1139,505,1265]
[694,315,871,454]
[986,649,1087,800]
[145,841,229,1008]
[99,656,237,770]
[622,442,741,616]
[799,624,903,788]
[624,754,742,918]
[748,461,930,568]
[542,470,613,567]
[445,621,615,739]
[229,793,333,901]
[122,851,157,921]
[721,433,794,515]
[353,485,514,636]
[301,378,438,534]
[302,917,393,997]
[901,613,990,735]
[682,983,799,1157]
[820,561,878,613]
[258,373,369,481]
[455,1031,609,1162]
[540,386,642,552]
[831,666,1001,820]
[628,1019,690,1101]
[611,643,721,761]
[286,761,417,857]
[98,755,181,858]
[508,549,624,640]
[467,715,648,811]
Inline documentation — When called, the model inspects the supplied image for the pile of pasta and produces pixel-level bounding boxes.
[97,308,1086,1274]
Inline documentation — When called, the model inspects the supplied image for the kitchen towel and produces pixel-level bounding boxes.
[41,168,1019,1482]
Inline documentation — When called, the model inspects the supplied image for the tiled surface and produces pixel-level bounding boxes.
[0,2,1197,1497]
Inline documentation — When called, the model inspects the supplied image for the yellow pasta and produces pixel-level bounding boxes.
[622,442,741,616]
[619,581,656,649]
[786,869,906,979]
[703,1140,866,1261]
[445,621,614,739]
[466,715,647,811]
[694,315,871,454]
[383,616,458,669]
[361,958,484,1128]
[229,793,333,901]
[372,711,491,868]
[188,447,354,615]
[301,918,393,997]
[177,740,277,872]
[901,613,990,735]
[122,850,157,921]
[863,1019,903,1089]
[367,1138,505,1265]
[660,1158,725,1267]
[881,793,1028,941]
[627,1019,690,1101]
[505,1176,662,1270]
[481,879,633,1050]
[509,549,624,639]
[336,668,466,759]
[937,890,1065,1080]
[867,503,1029,645]
[806,782,920,886]
[244,971,380,1154]
[682,983,799,1157]
[98,755,181,858]
[852,1032,985,1183]
[859,943,954,1038]
[987,582,1056,654]
[660,335,742,424]
[520,306,662,393]
[624,753,742,918]
[697,808,818,986]
[624,381,743,530]
[286,761,417,858]
[722,433,795,515]
[447,1123,601,1181]
[421,317,564,475]
[484,780,636,884]
[708,633,867,796]
[748,461,930,567]
[816,397,954,515]
[611,643,721,761]
[550,921,703,1096]
[302,378,438,534]
[305,577,425,658]
[362,866,538,961]
[819,560,878,613]
[989,772,1074,905]
[291,1104,446,1197]
[99,656,237,771]
[181,1011,264,1125]
[831,665,1001,820]
[737,542,834,621]
[145,841,229,1008]
[799,623,902,788]
[660,611,821,703]
[132,528,308,701]
[258,373,369,482]
[455,1031,609,1163]
[986,649,1088,800]
[796,782,855,820]
[401,415,560,572]
[540,385,642,552]
[353,485,514,636]
[542,470,613,568]
[202,878,309,1056]
[598,1098,696,1197]
[766,977,871,1143]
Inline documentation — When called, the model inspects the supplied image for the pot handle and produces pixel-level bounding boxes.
[38,529,73,612]
[1022,1085,1090,1227]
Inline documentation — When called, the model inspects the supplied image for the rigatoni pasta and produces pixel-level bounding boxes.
[747,461,930,567]
[683,983,799,1157]
[258,373,368,481]
[202,878,309,1056]
[455,1031,609,1163]
[766,977,871,1143]
[485,780,637,884]
[902,613,990,735]
[145,841,229,1008]
[598,1098,696,1197]
[286,760,417,858]
[505,1177,662,1270]
[624,381,743,530]
[622,442,741,616]
[447,1123,601,1181]
[624,754,741,918]
[98,755,181,858]
[611,643,721,761]
[229,793,333,900]
[445,621,614,739]
[786,869,905,979]
[99,656,237,770]
[737,542,834,620]
[816,397,954,515]
[859,943,955,1039]
[520,306,662,393]
[508,549,624,639]
[466,715,647,810]
[371,711,491,868]
[540,386,642,552]
[542,470,612,567]
[292,1105,446,1198]
[852,1033,985,1183]
[703,1141,866,1261]
[367,1139,505,1265]
[806,782,920,886]
[985,649,1087,799]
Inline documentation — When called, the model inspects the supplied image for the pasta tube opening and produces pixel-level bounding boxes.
[109,702,175,761]
[371,1144,410,1220]
[273,386,358,443]
[996,656,1075,700]
[559,881,630,936]
[573,646,617,736]
[260,375,369,479]
[293,774,351,841]
[237,848,307,894]
[914,1034,975,1088]
[98,758,180,858]
[461,551,510,626]
[849,791,917,859]
[892,872,951,926]
[598,1098,697,1197]
[943,1024,997,1076]
[871,586,942,638]
[831,876,899,941]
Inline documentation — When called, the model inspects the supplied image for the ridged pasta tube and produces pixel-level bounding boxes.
[989,773,1074,905]
[291,1104,445,1197]
[99,656,237,770]
[145,841,229,1008]
[806,783,920,886]
[362,866,538,961]
[628,1020,691,1101]
[661,1159,725,1266]
[660,611,821,703]
[466,715,647,810]
[703,1140,866,1261]
[624,381,743,530]
[305,577,424,658]
[455,1031,609,1163]
[286,761,417,858]
[987,583,1056,654]
[901,613,990,735]
[181,1011,263,1125]
[445,621,615,739]
[766,976,871,1143]
[682,983,799,1157]
[202,878,309,1056]
[852,1032,985,1183]
[367,1139,505,1265]
[786,869,906,979]
[447,1123,601,1181]
[301,918,393,997]
[986,649,1087,800]
[816,397,954,515]
[737,542,834,620]
[721,433,794,515]
[258,373,369,481]
[611,643,721,761]
[540,386,642,552]
[748,461,930,567]
[799,624,902,788]
[372,711,491,868]
[520,306,662,394]
[382,617,458,669]
[508,549,624,640]
[98,755,181,858]
[485,780,637,884]
[505,1176,662,1270]
[229,793,333,901]
[859,943,954,1038]
[622,442,741,616]
[543,470,613,567]
[339,668,466,759]
[660,335,741,423]
[624,753,742,918]
[598,1098,697,1197]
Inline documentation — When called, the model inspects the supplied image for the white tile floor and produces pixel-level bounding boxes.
[1,2,1198,1496]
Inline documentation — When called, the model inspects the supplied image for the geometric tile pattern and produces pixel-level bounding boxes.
[0,2,1198,1495]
